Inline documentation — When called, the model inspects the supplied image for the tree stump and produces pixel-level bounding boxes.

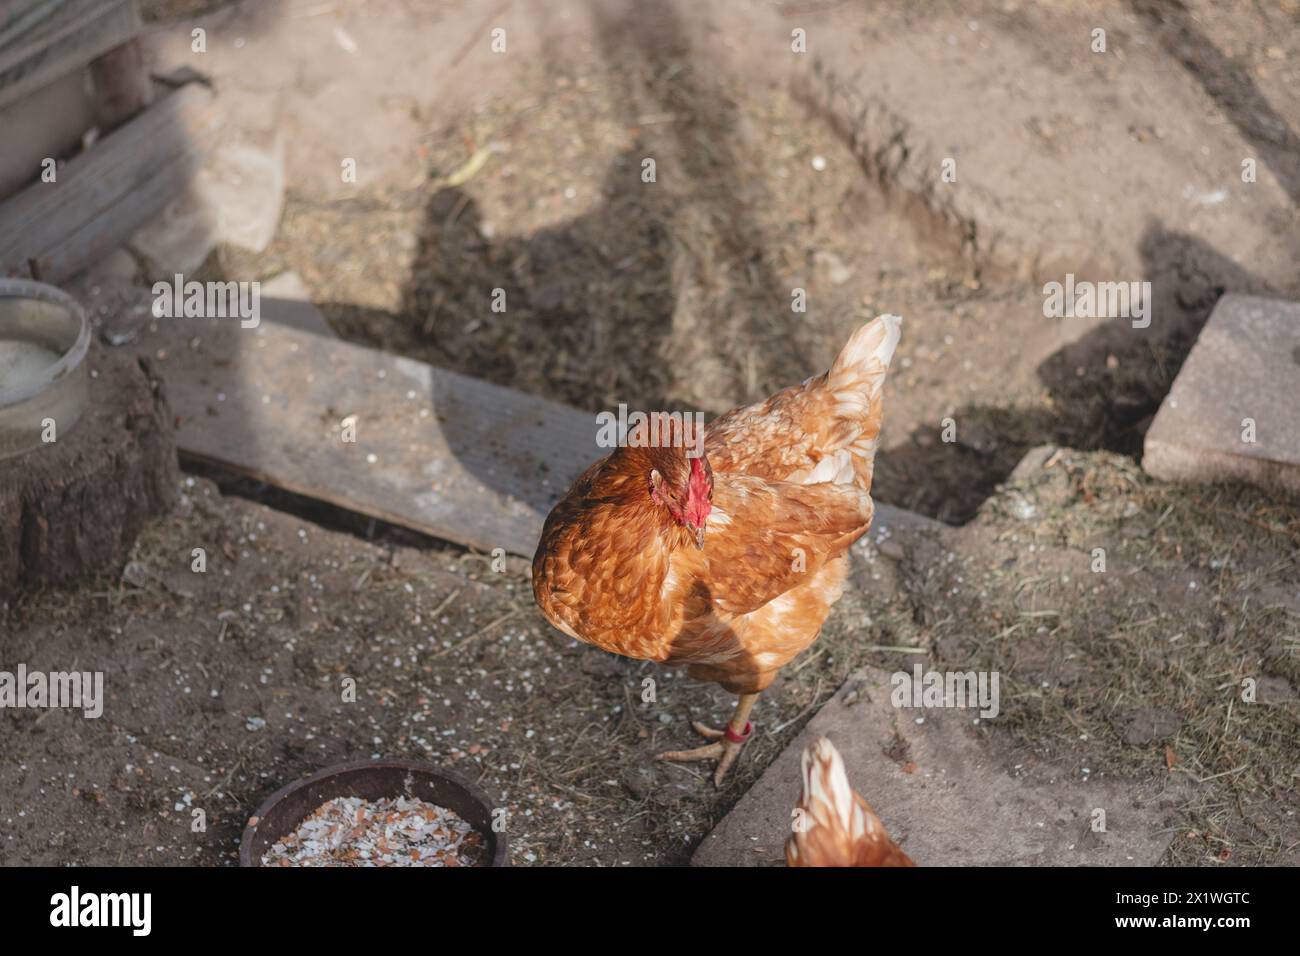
[0,345,177,595]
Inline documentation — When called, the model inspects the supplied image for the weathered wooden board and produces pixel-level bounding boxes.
[0,66,94,200]
[0,82,222,283]
[135,317,603,558]
[88,36,153,132]
[0,0,140,110]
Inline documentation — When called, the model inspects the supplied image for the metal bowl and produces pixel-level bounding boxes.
[239,758,509,867]
[0,278,91,460]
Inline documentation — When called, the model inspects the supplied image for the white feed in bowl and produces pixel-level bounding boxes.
[260,794,486,867]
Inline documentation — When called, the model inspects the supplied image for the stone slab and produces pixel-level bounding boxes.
[128,130,286,277]
[692,666,1184,867]
[1144,294,1300,498]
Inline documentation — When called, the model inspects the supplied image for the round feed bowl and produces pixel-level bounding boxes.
[0,279,91,460]
[240,759,509,867]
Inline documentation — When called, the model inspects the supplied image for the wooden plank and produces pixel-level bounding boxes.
[136,316,603,558]
[0,82,221,282]
[89,36,152,131]
[0,66,95,200]
[0,0,140,110]
[133,313,928,558]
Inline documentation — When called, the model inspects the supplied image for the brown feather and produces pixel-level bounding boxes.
[786,737,915,867]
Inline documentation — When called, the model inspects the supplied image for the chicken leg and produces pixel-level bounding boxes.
[655,693,759,786]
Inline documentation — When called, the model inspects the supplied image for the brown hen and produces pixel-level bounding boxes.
[532,314,900,784]
[786,736,915,867]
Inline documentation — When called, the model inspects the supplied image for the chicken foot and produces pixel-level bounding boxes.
[655,693,759,786]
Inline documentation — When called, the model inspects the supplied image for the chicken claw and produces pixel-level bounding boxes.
[689,720,726,740]
[655,694,758,786]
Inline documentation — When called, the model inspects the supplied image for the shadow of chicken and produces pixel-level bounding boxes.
[533,315,900,785]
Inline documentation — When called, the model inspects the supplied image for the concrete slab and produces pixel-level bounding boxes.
[1144,294,1300,498]
[125,182,218,277]
[692,666,1184,867]
[128,129,285,277]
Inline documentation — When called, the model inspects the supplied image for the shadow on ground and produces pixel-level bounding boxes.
[874,224,1281,523]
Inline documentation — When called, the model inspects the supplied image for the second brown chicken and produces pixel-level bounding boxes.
[786,736,915,866]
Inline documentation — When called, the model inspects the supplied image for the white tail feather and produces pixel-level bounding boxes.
[829,313,901,395]
[802,314,900,489]
[802,737,876,840]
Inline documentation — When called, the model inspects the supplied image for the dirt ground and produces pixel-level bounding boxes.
[207,0,1300,527]
[2,0,1298,865]
[3,454,1296,866]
